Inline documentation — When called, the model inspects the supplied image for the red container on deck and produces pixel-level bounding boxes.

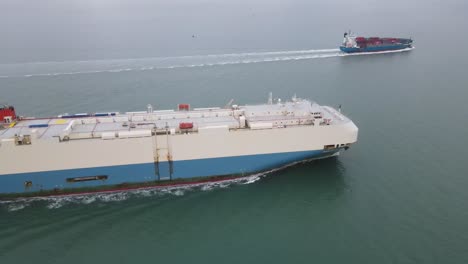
[0,105,16,122]
[179,122,194,129]
[178,104,190,111]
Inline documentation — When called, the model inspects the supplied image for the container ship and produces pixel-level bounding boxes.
[340,32,413,53]
[0,95,358,197]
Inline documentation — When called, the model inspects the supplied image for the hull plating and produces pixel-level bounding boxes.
[0,149,337,196]
[340,44,411,53]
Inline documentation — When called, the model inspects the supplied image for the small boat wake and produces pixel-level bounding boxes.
[0,47,413,79]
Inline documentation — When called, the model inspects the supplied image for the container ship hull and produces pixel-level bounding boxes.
[0,98,358,198]
[340,43,412,53]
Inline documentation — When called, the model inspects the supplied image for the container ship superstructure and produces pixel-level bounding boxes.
[0,96,358,197]
[340,32,413,53]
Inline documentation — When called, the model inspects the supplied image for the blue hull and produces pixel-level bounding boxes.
[340,44,411,53]
[0,149,339,196]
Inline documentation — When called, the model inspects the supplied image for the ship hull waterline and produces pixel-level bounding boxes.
[340,44,412,53]
[0,148,343,199]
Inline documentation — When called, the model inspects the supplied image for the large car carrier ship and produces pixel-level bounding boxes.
[0,95,358,197]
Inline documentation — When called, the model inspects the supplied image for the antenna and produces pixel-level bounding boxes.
[224,99,234,109]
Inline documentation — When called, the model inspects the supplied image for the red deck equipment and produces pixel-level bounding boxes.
[0,105,16,123]
[178,104,190,111]
[179,122,194,129]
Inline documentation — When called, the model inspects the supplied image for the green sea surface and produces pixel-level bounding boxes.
[1,0,468,263]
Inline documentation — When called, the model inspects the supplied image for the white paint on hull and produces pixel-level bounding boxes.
[0,121,357,175]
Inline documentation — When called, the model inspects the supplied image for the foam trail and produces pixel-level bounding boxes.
[194,48,340,58]
[2,48,340,65]
[0,48,341,78]
[0,47,413,79]
[0,172,271,211]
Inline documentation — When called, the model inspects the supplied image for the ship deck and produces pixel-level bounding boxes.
[0,99,351,142]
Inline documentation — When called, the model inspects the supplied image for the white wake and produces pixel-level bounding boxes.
[0,174,263,211]
[0,47,413,78]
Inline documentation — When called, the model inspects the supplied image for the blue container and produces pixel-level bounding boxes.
[29,124,49,128]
